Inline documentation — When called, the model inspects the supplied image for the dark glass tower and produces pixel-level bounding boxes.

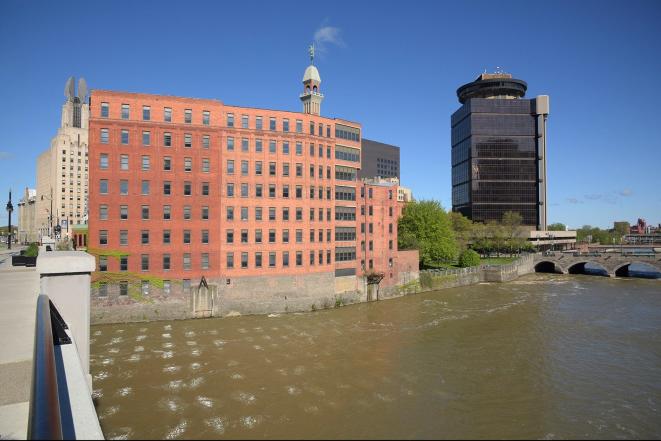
[451,73,549,230]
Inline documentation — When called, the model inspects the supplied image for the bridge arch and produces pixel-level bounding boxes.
[614,261,661,278]
[567,261,610,277]
[534,260,565,274]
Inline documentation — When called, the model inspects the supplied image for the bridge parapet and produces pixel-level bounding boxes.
[533,253,661,277]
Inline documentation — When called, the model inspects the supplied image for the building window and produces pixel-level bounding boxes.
[141,180,150,195]
[296,251,303,266]
[120,154,129,170]
[269,252,276,268]
[269,185,276,199]
[241,252,248,269]
[164,132,172,147]
[120,130,129,145]
[99,256,107,272]
[183,253,191,270]
[241,115,249,129]
[202,206,209,220]
[120,230,128,246]
[296,120,302,133]
[185,157,193,172]
[164,107,172,122]
[269,117,276,131]
[241,183,249,198]
[120,205,128,220]
[142,131,151,146]
[183,205,191,220]
[268,207,276,221]
[163,181,171,195]
[141,156,150,171]
[283,251,289,267]
[226,183,234,197]
[143,106,151,121]
[203,135,210,149]
[255,229,262,243]
[255,184,263,198]
[255,252,262,268]
[241,160,249,176]
[163,254,171,270]
[183,230,191,244]
[184,109,192,124]
[184,134,192,148]
[226,206,234,220]
[100,103,109,118]
[256,139,263,152]
[283,119,290,132]
[100,129,109,144]
[141,205,150,220]
[241,207,248,221]
[296,207,303,221]
[184,182,192,196]
[163,157,171,171]
[100,154,108,169]
[140,230,149,245]
[163,230,171,244]
[119,281,128,296]
[203,110,210,125]
[227,113,234,127]
[121,104,129,119]
[256,116,263,130]
[99,179,108,194]
[201,253,209,270]
[227,137,234,151]
[269,229,276,243]
[255,207,262,221]
[202,182,209,196]
[227,252,234,269]
[269,140,276,154]
[141,254,149,271]
[120,256,128,271]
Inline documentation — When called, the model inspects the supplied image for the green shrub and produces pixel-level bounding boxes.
[458,249,480,268]
[24,243,39,257]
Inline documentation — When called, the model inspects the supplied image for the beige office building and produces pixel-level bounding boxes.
[36,78,89,238]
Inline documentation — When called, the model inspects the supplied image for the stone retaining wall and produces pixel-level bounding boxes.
[90,254,534,325]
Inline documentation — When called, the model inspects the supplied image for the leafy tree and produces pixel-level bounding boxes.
[613,222,630,238]
[458,249,480,267]
[398,200,457,267]
[548,223,567,231]
[449,211,473,251]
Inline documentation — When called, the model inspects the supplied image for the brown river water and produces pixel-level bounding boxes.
[90,274,661,439]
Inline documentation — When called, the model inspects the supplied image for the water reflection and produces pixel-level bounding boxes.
[91,274,661,439]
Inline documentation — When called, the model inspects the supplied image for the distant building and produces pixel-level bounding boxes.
[17,187,38,243]
[359,138,400,180]
[451,72,549,230]
[36,77,89,239]
[630,218,646,235]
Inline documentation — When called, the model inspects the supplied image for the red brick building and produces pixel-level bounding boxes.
[87,55,416,313]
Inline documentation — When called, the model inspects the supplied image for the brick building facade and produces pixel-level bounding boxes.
[87,56,416,316]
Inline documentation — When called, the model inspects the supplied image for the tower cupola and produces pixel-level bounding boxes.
[300,44,324,115]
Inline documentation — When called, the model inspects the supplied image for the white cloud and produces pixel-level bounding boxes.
[618,189,633,197]
[313,25,345,58]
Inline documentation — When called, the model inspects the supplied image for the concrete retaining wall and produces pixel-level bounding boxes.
[90,254,535,325]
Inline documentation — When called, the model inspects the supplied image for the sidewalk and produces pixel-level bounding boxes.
[0,262,39,440]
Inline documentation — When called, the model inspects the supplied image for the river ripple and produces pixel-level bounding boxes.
[90,274,661,439]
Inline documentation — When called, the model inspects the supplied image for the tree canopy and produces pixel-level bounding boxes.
[398,200,457,267]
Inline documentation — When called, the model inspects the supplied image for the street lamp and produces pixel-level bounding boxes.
[6,189,13,249]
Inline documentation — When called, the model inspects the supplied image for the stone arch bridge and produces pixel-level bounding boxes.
[533,253,661,277]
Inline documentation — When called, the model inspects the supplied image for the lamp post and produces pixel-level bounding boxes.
[6,189,13,250]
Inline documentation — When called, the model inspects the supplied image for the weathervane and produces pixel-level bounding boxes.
[309,43,315,65]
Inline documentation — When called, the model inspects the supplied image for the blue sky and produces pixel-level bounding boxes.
[0,0,660,229]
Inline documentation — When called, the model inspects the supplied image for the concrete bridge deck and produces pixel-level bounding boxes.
[533,252,661,277]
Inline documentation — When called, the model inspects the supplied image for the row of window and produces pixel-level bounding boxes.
[99,102,341,138]
[99,128,337,158]
[97,249,336,272]
[99,154,210,173]
[98,180,210,196]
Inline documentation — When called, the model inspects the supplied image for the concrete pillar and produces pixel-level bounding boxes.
[37,251,95,386]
